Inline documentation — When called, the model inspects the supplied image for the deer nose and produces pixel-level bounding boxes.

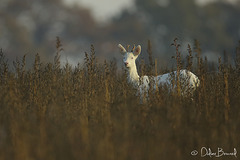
[124,62,128,65]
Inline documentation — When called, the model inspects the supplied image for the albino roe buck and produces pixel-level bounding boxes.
[118,44,200,100]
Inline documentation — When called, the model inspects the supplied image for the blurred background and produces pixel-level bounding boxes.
[0,0,240,66]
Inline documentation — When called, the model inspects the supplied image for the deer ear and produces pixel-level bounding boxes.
[133,45,141,56]
[118,44,126,55]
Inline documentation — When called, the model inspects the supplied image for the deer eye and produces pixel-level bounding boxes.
[131,57,133,59]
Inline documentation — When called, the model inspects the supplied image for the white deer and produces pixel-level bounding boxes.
[118,44,200,100]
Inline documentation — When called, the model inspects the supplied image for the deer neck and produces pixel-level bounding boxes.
[127,65,139,85]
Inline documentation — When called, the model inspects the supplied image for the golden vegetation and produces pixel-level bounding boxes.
[0,39,240,160]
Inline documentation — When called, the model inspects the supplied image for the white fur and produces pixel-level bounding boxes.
[118,44,200,100]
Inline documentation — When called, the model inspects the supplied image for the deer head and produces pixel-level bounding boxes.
[118,44,141,68]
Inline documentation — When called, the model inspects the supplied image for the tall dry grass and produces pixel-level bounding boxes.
[0,39,240,160]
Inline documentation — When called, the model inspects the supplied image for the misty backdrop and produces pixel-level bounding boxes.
[1,0,240,66]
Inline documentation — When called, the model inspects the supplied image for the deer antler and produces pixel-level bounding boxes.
[131,44,136,52]
[126,45,130,52]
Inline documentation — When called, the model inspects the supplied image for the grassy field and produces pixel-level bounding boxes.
[0,39,240,160]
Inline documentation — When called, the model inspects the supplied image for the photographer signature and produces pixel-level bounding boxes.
[191,147,237,158]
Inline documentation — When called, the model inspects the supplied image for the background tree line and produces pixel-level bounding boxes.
[0,0,240,66]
